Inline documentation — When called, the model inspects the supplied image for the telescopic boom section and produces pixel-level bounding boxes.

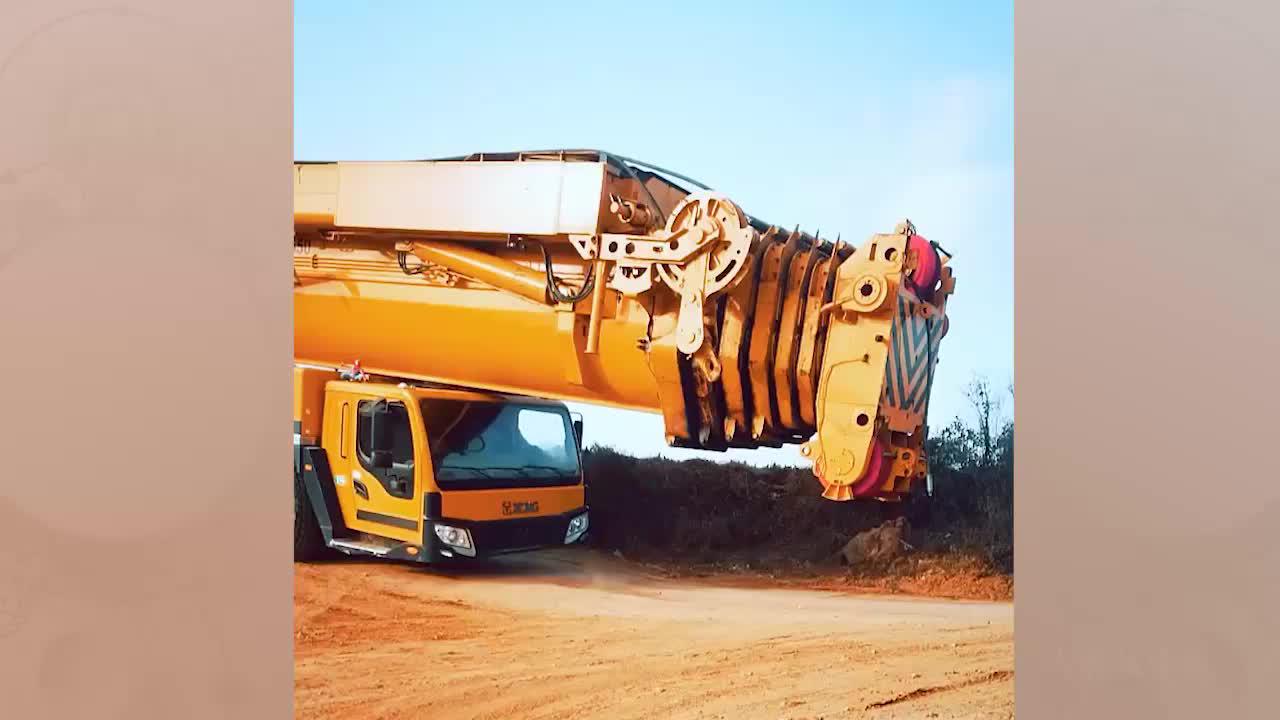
[293,150,955,501]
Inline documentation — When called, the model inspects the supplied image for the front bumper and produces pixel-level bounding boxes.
[423,506,589,561]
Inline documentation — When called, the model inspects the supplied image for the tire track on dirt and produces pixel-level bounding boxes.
[865,670,1013,710]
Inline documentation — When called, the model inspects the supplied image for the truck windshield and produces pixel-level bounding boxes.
[420,399,581,490]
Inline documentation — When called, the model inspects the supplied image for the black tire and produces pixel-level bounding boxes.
[294,470,327,562]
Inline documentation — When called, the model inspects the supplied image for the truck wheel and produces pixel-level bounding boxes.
[294,471,327,561]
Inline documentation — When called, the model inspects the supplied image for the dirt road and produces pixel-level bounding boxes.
[294,549,1013,720]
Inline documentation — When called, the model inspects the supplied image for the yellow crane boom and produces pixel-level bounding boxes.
[293,150,954,501]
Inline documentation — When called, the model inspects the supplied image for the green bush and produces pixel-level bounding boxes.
[582,376,1014,574]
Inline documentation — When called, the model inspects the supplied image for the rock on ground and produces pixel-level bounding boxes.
[840,517,911,566]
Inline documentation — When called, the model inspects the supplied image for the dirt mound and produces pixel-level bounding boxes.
[838,553,1015,602]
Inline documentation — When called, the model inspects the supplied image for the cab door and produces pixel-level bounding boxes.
[346,397,423,542]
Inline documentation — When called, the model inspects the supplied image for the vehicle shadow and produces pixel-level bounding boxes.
[300,545,599,580]
[420,547,594,581]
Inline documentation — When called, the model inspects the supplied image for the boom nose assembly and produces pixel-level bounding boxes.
[583,193,954,501]
[293,150,954,501]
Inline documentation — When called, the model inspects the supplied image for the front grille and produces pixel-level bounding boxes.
[470,515,569,553]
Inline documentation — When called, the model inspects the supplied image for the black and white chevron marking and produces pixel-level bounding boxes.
[884,294,944,415]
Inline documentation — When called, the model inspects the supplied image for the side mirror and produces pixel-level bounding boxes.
[370,450,394,469]
[570,412,584,446]
[367,400,395,466]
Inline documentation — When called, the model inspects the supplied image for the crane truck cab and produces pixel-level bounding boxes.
[294,365,589,563]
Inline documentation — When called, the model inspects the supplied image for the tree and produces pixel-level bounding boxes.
[965,376,1003,468]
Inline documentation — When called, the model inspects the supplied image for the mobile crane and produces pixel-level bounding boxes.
[294,150,954,563]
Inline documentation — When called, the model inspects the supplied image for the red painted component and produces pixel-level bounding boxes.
[850,436,895,498]
[906,234,940,302]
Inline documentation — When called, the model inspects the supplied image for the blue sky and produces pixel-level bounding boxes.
[295,1,1013,466]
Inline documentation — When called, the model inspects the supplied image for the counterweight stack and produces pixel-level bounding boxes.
[293,150,954,501]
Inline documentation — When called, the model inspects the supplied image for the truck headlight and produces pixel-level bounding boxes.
[433,523,476,556]
[564,513,589,544]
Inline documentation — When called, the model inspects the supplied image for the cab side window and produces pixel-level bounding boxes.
[355,400,415,500]
[356,400,414,465]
